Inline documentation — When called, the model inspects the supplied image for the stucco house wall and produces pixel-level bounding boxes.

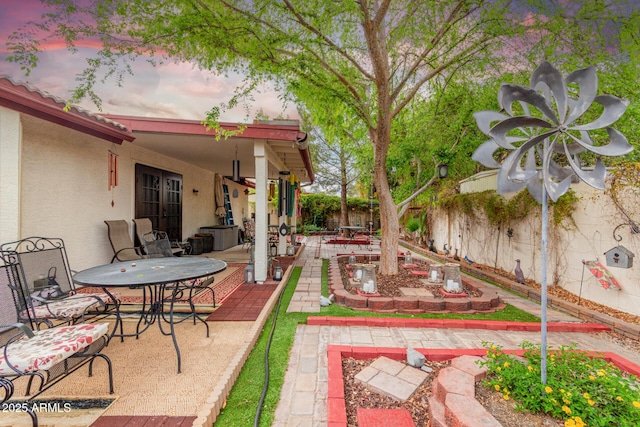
[428,176,640,317]
[2,110,244,271]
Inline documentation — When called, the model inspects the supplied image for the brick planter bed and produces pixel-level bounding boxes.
[329,255,504,314]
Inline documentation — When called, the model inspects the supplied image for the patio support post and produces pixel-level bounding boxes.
[253,141,269,283]
[0,108,22,243]
[278,212,287,255]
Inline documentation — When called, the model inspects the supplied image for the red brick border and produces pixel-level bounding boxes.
[330,256,503,314]
[308,317,610,333]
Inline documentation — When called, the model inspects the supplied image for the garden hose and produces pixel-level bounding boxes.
[253,276,287,427]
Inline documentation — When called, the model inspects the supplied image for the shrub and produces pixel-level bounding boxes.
[480,342,640,426]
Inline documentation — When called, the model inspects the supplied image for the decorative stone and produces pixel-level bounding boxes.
[406,347,425,368]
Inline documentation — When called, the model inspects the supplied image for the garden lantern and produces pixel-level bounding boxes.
[244,262,255,284]
[353,264,364,282]
[286,245,295,256]
[443,263,462,293]
[270,242,278,257]
[274,266,283,281]
[428,264,443,283]
[348,252,357,265]
[360,264,377,294]
[404,251,412,265]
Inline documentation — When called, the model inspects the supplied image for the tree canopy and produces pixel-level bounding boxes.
[8,0,640,274]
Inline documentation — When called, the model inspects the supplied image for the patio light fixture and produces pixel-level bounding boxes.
[437,164,448,179]
[232,144,240,182]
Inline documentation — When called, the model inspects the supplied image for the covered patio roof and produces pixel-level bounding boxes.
[105,115,314,183]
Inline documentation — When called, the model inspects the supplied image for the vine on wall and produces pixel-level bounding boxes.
[439,189,579,230]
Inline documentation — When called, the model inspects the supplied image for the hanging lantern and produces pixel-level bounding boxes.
[270,242,278,257]
[443,263,462,293]
[244,262,255,284]
[348,252,357,265]
[360,264,377,294]
[232,144,240,182]
[274,266,283,281]
[232,159,240,182]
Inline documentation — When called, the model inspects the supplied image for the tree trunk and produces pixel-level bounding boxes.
[372,123,398,276]
[340,149,349,227]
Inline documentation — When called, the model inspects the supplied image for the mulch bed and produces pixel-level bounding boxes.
[339,258,478,298]
[342,357,564,426]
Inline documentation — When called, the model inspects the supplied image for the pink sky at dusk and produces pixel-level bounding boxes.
[0,1,299,122]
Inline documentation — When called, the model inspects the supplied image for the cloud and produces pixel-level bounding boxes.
[0,1,299,122]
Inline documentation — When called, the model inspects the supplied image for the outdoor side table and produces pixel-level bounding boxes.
[74,256,227,373]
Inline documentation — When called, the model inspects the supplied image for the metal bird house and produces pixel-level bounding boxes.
[604,245,634,269]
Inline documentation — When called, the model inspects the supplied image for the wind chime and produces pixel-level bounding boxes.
[108,150,118,207]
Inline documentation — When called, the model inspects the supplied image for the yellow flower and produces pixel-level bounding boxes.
[545,386,553,394]
[588,399,595,406]
[564,420,576,427]
[597,370,605,377]
[589,375,595,381]
[633,401,640,408]
[563,398,571,405]
[503,394,510,400]
[562,405,572,415]
[503,362,510,368]
[497,367,501,372]
[560,389,566,394]
[494,384,501,391]
[527,365,534,371]
[616,396,623,402]
[566,392,572,398]
[583,392,590,399]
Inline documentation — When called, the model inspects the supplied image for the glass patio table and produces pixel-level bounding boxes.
[73,256,227,373]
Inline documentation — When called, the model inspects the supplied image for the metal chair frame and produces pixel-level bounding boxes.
[0,251,114,427]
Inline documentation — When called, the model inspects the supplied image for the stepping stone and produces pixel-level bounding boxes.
[357,408,416,427]
[355,356,428,401]
[410,270,430,276]
[401,263,419,269]
[399,287,432,297]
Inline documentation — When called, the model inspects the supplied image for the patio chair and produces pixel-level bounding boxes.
[242,218,255,251]
[0,237,117,327]
[141,234,216,331]
[0,250,114,427]
[133,218,185,256]
[105,220,145,263]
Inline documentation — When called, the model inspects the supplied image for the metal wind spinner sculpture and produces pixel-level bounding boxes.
[473,61,632,201]
[472,61,632,384]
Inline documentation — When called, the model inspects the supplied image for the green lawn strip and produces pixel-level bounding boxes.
[215,260,540,426]
[215,267,308,427]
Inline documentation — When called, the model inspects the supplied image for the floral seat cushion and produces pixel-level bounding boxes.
[22,293,117,320]
[0,322,109,375]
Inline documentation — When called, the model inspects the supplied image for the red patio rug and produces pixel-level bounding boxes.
[206,283,279,321]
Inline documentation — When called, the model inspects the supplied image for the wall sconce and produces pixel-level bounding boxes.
[193,189,199,194]
[438,164,449,179]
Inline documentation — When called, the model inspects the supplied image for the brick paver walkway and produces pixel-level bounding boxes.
[272,235,640,426]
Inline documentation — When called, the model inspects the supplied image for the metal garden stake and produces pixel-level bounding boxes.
[472,61,632,384]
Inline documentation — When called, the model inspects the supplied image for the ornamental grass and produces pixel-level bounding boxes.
[480,342,640,427]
